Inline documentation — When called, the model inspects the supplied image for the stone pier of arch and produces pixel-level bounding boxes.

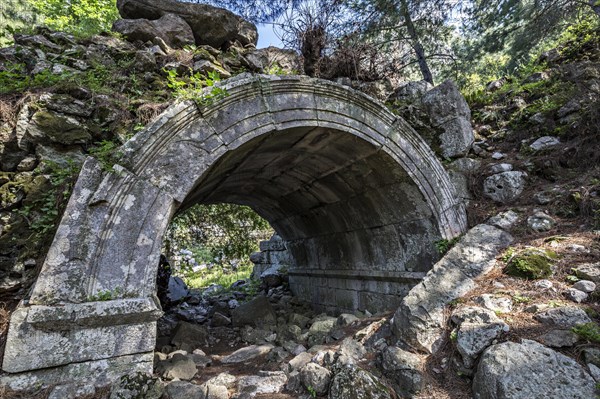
[0,74,466,388]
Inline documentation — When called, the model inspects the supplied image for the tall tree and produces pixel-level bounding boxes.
[346,0,460,84]
[469,0,600,65]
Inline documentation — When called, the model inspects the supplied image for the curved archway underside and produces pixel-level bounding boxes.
[1,75,466,380]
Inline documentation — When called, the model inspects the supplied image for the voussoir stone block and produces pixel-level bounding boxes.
[393,224,513,353]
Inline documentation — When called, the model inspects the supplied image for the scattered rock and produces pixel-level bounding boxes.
[206,372,236,389]
[534,306,592,328]
[474,294,513,313]
[533,279,553,290]
[487,210,519,230]
[171,322,209,352]
[167,276,189,303]
[109,373,164,399]
[210,312,232,327]
[221,344,273,364]
[236,371,287,397]
[524,71,550,83]
[451,306,509,368]
[300,363,331,396]
[379,346,423,397]
[288,352,312,372]
[538,329,580,347]
[337,313,359,326]
[575,262,600,283]
[504,247,556,279]
[483,171,527,203]
[573,280,596,293]
[16,156,37,172]
[337,337,367,364]
[486,79,505,92]
[156,353,197,380]
[329,364,392,399]
[566,288,588,303]
[232,296,276,328]
[164,380,206,399]
[527,211,556,232]
[473,339,595,399]
[533,191,552,205]
[489,163,513,174]
[530,136,560,151]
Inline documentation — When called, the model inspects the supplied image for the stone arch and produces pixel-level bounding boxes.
[1,75,466,384]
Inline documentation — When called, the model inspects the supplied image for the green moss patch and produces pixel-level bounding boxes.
[504,247,558,279]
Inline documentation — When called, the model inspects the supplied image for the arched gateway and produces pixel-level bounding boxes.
[1,75,466,385]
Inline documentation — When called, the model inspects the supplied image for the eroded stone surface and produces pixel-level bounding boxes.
[393,224,513,353]
[473,339,596,399]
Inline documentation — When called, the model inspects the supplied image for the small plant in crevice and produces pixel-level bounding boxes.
[88,140,123,172]
[17,159,80,241]
[307,385,317,398]
[449,330,458,341]
[572,322,600,343]
[435,235,462,255]
[164,68,229,106]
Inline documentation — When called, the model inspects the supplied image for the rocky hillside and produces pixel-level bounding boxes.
[1,3,600,399]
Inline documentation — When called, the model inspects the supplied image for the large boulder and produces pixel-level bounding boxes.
[473,339,596,399]
[393,224,513,353]
[117,0,258,48]
[421,80,474,158]
[112,13,194,48]
[483,171,527,203]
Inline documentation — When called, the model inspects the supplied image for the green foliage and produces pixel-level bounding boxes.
[503,247,557,279]
[0,0,39,46]
[30,0,119,38]
[265,64,296,76]
[449,330,458,341]
[165,69,229,106]
[555,17,600,61]
[0,63,73,95]
[183,262,254,290]
[18,160,80,241]
[511,294,531,304]
[307,385,317,398]
[88,140,122,171]
[88,287,122,301]
[435,235,461,255]
[166,203,273,272]
[572,322,600,343]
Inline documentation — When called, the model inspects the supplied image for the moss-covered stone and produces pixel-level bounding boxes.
[28,110,91,146]
[505,248,557,279]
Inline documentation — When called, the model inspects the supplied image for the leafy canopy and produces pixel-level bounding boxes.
[29,0,119,37]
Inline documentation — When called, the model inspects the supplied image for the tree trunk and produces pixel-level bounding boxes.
[399,0,434,85]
